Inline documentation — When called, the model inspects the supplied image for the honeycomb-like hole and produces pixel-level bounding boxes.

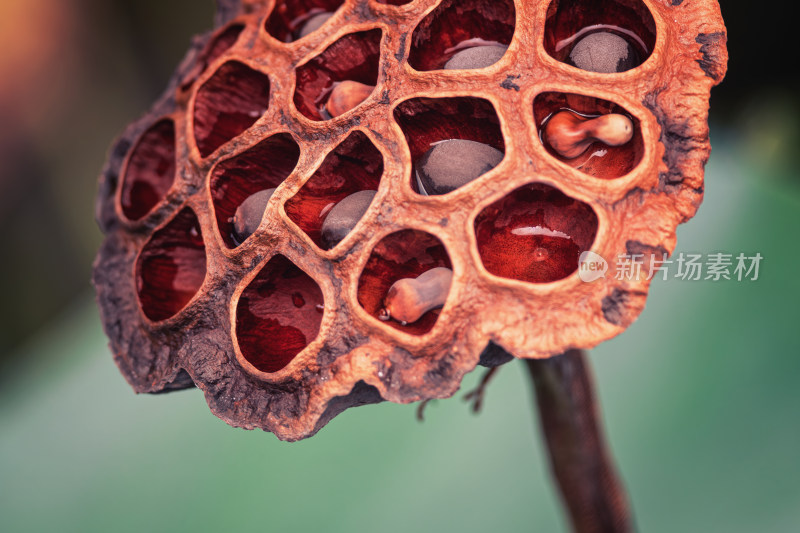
[358,230,452,335]
[474,183,598,283]
[180,23,244,91]
[293,30,381,121]
[544,0,656,72]
[285,131,383,249]
[136,208,207,322]
[394,97,505,195]
[209,133,300,248]
[120,119,176,221]
[408,0,515,71]
[193,61,271,157]
[265,0,345,42]
[236,255,325,373]
[534,92,643,179]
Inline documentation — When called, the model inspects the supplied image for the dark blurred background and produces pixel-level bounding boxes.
[0,0,215,361]
[0,2,798,532]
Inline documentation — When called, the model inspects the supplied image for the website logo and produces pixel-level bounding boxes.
[578,251,608,282]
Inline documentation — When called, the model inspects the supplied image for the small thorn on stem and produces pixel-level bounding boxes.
[462,366,500,413]
[416,399,434,422]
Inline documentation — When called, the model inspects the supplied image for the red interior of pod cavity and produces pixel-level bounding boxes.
[393,97,504,194]
[120,119,176,221]
[408,0,515,71]
[236,255,324,373]
[535,92,643,179]
[358,230,451,335]
[265,0,345,42]
[193,61,270,157]
[543,0,656,68]
[293,30,381,121]
[136,208,207,321]
[285,131,383,248]
[474,183,598,283]
[209,133,300,248]
[181,23,244,91]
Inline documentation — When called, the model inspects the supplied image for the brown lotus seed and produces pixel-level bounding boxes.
[415,139,504,195]
[325,80,375,118]
[233,188,275,243]
[320,190,377,249]
[568,31,639,73]
[544,111,633,159]
[443,44,509,70]
[298,12,334,39]
[382,267,453,325]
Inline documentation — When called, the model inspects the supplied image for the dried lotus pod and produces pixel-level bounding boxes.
[93,0,727,441]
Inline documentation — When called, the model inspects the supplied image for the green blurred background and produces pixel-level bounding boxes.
[1,1,798,532]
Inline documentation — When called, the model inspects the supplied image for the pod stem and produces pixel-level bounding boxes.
[525,349,634,533]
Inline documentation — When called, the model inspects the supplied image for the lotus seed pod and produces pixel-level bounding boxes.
[93,0,727,441]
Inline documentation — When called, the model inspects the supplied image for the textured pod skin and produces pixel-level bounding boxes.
[93,0,727,440]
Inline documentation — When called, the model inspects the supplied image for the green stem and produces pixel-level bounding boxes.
[525,349,634,533]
